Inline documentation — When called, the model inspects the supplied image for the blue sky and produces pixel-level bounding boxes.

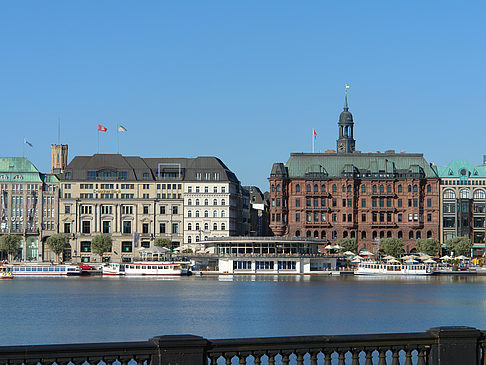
[1,1,485,190]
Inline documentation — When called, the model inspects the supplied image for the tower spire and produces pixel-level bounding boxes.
[344,84,350,111]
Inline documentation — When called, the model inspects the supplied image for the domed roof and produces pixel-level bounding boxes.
[339,109,353,124]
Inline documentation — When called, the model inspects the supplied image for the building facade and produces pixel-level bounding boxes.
[0,157,59,261]
[437,160,486,256]
[269,96,440,252]
[59,154,246,262]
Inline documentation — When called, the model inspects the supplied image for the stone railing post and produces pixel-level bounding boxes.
[150,335,209,365]
[427,326,482,365]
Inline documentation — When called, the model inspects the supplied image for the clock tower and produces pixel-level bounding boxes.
[336,86,355,154]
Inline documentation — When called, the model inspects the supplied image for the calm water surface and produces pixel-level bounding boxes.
[1,275,486,345]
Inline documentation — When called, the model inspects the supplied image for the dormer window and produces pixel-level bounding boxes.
[13,175,23,180]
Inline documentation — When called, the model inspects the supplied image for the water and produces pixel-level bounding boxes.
[1,275,486,346]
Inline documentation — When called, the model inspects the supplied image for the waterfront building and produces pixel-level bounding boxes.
[202,236,337,274]
[437,160,486,256]
[0,157,59,261]
[59,154,247,262]
[268,94,440,252]
[244,185,270,236]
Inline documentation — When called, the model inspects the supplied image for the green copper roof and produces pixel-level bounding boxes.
[0,157,43,182]
[436,160,486,178]
[280,152,438,179]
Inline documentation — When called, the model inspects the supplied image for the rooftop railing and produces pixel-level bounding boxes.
[0,327,483,365]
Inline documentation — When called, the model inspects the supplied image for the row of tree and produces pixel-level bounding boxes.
[0,234,174,263]
[336,236,473,257]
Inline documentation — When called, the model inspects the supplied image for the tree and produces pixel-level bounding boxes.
[445,236,472,257]
[91,235,113,262]
[337,238,357,253]
[46,234,70,263]
[379,238,405,257]
[0,234,21,262]
[154,238,172,250]
[416,238,440,256]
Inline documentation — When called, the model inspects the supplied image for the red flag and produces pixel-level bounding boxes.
[313,128,317,139]
[98,124,107,132]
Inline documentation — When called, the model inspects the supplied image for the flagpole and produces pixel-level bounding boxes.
[312,130,315,153]
[117,126,119,154]
[97,130,99,154]
[22,137,24,158]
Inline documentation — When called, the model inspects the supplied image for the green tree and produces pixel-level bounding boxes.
[337,238,357,253]
[416,238,440,256]
[46,234,70,263]
[0,234,21,262]
[91,234,113,262]
[154,238,172,250]
[379,238,405,258]
[445,236,472,257]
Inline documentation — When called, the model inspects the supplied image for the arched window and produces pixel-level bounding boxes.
[409,231,413,239]
[213,199,217,205]
[413,185,418,193]
[195,236,200,242]
[221,210,226,217]
[387,185,392,193]
[398,231,402,239]
[473,189,485,199]
[443,189,456,199]
[188,199,192,206]
[195,223,200,230]
[321,185,326,192]
[416,231,421,239]
[361,231,366,239]
[387,231,392,238]
[195,199,200,206]
[306,184,311,192]
[221,223,226,231]
[188,236,192,243]
[408,185,412,193]
[295,184,300,192]
[372,231,377,239]
[427,185,431,193]
[271,185,275,192]
[427,230,432,238]
[342,185,346,192]
[204,223,209,230]
[204,210,209,217]
[372,185,377,193]
[332,231,337,239]
[314,184,318,193]
[321,231,326,239]
[187,210,192,218]
[195,210,200,217]
[276,184,281,192]
[459,189,469,199]
[343,231,348,238]
[204,236,208,241]
[361,185,366,193]
[295,230,301,237]
[347,185,352,192]
[398,185,402,193]
[204,199,209,206]
[221,199,226,206]
[188,223,192,230]
[314,230,319,238]
[350,231,355,238]
[213,210,217,218]
[332,184,337,193]
[379,231,384,238]
[307,230,311,238]
[379,185,384,193]
[213,223,218,230]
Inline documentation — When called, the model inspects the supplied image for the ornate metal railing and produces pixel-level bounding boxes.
[0,327,483,365]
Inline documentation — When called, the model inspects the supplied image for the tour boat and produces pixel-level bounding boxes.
[355,262,434,275]
[7,264,82,276]
[102,261,192,276]
[0,266,13,279]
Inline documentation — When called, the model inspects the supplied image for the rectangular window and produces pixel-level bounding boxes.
[342,214,346,222]
[295,213,300,222]
[314,198,318,207]
[306,213,311,222]
[172,206,178,215]
[81,241,91,252]
[321,198,326,207]
[160,206,166,214]
[122,241,132,252]
[332,199,337,207]
[427,214,432,222]
[276,213,281,222]
[427,199,432,207]
[142,223,149,234]
[143,206,149,214]
[398,214,402,222]
[172,223,178,234]
[413,199,418,207]
[296,198,300,207]
[64,222,71,233]
[123,221,132,234]
[361,214,366,222]
[342,199,346,207]
[361,199,366,208]
[372,212,377,222]
[347,199,352,207]
[379,198,384,207]
[276,198,281,207]
[306,198,311,207]
[64,205,71,214]
[160,223,166,233]
[398,199,402,207]
[82,221,90,234]
[102,221,111,234]
[386,198,391,207]
[372,198,377,207]
[332,213,336,222]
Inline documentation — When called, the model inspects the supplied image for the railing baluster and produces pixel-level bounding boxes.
[323,351,332,365]
[351,350,359,365]
[378,349,387,365]
[267,352,276,365]
[281,352,290,365]
[417,348,425,365]
[391,349,399,365]
[365,349,373,365]
[208,354,219,365]
[295,351,304,365]
[404,349,412,365]
[338,350,345,365]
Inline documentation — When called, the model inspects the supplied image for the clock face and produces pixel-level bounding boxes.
[338,142,345,152]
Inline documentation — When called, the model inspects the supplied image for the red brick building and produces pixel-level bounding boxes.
[268,94,439,252]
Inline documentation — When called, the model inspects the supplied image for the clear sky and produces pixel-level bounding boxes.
[1,1,485,191]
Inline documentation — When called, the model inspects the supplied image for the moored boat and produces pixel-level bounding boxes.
[0,266,13,279]
[102,261,192,276]
[7,263,82,276]
[355,262,434,275]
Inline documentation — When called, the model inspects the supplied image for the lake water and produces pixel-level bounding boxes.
[1,275,486,346]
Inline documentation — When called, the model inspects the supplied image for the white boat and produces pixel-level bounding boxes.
[355,262,434,275]
[7,264,82,276]
[102,261,192,276]
[0,266,13,279]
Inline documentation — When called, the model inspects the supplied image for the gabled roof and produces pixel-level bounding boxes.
[436,160,486,178]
